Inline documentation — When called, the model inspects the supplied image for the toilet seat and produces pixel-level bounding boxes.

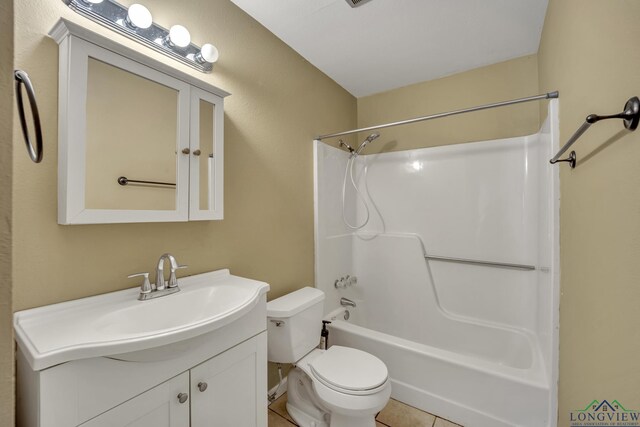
[308,346,388,396]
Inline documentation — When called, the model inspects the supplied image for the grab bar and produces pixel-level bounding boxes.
[550,96,640,168]
[425,255,535,271]
[117,176,176,187]
[14,70,43,163]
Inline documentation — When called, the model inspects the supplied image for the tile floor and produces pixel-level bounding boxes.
[268,393,463,427]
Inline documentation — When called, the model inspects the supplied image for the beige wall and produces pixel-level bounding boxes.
[11,0,355,398]
[357,55,540,152]
[1,0,14,423]
[12,0,355,307]
[539,0,640,423]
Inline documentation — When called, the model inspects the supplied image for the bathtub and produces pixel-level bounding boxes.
[325,305,551,427]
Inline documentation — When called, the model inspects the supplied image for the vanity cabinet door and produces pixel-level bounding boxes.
[80,372,189,427]
[190,332,267,427]
[189,87,224,220]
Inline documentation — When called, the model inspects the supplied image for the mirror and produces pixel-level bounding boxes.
[189,87,224,221]
[84,58,178,211]
[51,19,229,224]
[198,99,214,211]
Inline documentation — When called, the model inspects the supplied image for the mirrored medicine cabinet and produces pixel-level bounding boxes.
[50,19,229,224]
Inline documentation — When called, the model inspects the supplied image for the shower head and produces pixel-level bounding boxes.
[355,132,380,155]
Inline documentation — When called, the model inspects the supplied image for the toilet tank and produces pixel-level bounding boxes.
[267,287,325,363]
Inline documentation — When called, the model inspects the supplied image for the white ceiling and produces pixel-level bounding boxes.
[229,0,548,97]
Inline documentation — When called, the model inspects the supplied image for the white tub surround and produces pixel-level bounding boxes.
[314,100,560,427]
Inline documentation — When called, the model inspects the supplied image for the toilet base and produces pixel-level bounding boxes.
[286,368,330,427]
[285,366,386,427]
[287,403,329,427]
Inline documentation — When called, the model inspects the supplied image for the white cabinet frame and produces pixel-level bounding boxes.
[189,87,225,221]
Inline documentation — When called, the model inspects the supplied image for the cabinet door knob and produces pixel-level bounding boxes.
[197,382,208,392]
[181,148,190,155]
[177,392,189,404]
[193,149,202,156]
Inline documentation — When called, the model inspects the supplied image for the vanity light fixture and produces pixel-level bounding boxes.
[166,25,191,48]
[125,4,152,29]
[196,43,219,65]
[64,0,219,72]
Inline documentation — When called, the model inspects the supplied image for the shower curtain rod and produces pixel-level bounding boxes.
[315,91,559,141]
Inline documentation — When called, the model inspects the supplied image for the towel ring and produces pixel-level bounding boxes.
[15,70,43,163]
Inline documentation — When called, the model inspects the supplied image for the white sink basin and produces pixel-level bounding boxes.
[14,269,269,371]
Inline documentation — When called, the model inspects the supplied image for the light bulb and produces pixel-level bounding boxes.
[196,43,219,64]
[126,4,152,29]
[167,25,191,48]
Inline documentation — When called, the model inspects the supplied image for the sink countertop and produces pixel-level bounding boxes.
[14,269,270,371]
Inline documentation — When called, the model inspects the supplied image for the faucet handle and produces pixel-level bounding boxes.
[128,272,153,294]
[168,265,188,288]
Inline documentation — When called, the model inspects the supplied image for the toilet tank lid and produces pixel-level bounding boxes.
[267,287,324,318]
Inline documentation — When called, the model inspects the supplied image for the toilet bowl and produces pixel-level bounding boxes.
[267,287,391,427]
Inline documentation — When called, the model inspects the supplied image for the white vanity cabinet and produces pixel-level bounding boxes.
[50,19,228,224]
[190,335,266,426]
[81,334,266,427]
[81,372,190,427]
[14,270,269,427]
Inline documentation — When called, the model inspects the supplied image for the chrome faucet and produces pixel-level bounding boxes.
[156,253,179,290]
[340,297,356,308]
[128,253,187,301]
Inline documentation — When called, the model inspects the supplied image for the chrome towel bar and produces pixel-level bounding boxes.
[117,176,176,187]
[550,96,640,168]
[425,255,535,271]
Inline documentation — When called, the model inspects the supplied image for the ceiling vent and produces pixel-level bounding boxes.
[345,0,374,7]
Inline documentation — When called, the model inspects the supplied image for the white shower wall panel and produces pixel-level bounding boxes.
[427,261,537,328]
[350,233,537,368]
[314,143,357,238]
[313,145,356,306]
[356,136,540,265]
[341,136,544,331]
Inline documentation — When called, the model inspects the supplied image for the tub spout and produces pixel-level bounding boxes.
[340,297,356,308]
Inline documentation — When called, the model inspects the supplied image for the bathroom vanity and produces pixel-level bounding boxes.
[14,270,269,427]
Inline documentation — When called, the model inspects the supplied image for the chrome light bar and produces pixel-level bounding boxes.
[64,0,218,73]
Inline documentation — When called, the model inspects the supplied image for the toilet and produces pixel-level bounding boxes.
[267,287,391,427]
